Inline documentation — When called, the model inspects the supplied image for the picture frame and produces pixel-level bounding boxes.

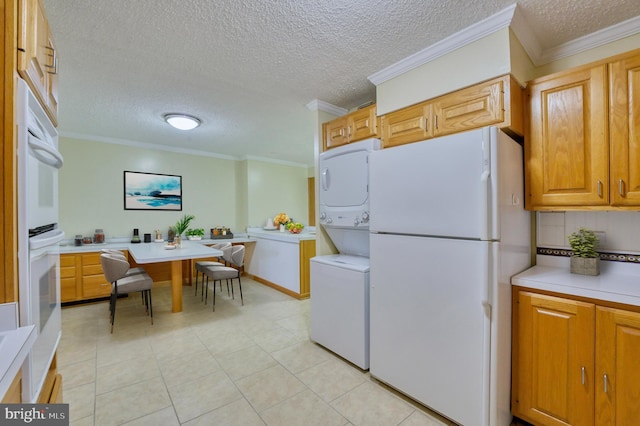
[123,171,182,211]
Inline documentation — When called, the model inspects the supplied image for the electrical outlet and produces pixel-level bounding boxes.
[594,231,606,247]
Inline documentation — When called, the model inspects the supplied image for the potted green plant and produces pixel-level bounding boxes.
[173,214,195,247]
[568,227,600,276]
[186,228,205,240]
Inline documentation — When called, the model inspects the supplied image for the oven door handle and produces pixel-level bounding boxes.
[28,135,64,169]
[30,229,65,250]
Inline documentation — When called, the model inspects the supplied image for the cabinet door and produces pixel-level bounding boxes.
[514,291,595,426]
[381,102,432,148]
[81,253,111,298]
[526,65,609,208]
[609,56,640,206]
[59,254,77,302]
[432,76,504,137]
[348,104,377,142]
[324,117,348,150]
[595,307,640,425]
[17,0,58,125]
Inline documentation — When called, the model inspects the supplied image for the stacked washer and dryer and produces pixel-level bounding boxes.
[310,138,380,370]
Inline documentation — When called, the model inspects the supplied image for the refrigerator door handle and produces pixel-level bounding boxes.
[480,170,490,241]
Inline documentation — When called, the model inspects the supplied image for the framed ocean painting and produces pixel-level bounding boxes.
[124,171,182,211]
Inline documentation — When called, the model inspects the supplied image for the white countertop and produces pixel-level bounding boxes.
[128,240,223,264]
[512,255,640,306]
[0,303,37,401]
[59,235,255,254]
[247,227,316,243]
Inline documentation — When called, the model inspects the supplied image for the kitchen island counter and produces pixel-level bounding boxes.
[245,227,316,298]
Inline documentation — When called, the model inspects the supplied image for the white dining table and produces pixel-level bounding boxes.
[127,241,223,313]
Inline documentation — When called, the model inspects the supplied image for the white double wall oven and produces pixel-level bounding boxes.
[17,77,65,402]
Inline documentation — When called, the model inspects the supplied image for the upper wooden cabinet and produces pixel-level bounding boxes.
[322,104,377,150]
[513,289,640,426]
[381,74,524,148]
[525,48,640,210]
[526,65,609,208]
[381,102,433,148]
[609,55,640,206]
[17,0,59,126]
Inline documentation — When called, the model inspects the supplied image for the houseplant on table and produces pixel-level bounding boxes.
[568,227,600,276]
[186,228,205,240]
[173,214,195,247]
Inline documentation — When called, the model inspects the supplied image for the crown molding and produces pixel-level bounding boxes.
[242,155,309,168]
[368,3,640,84]
[368,4,516,85]
[536,14,640,65]
[60,131,310,167]
[306,99,348,116]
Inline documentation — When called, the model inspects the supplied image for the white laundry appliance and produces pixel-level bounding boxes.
[368,127,531,426]
[310,137,379,370]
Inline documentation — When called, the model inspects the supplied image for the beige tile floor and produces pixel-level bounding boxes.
[58,277,457,426]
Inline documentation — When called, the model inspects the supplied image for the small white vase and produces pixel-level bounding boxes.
[280,224,285,232]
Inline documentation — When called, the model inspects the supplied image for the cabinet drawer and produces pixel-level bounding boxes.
[60,277,77,302]
[82,264,104,276]
[59,266,75,279]
[81,253,102,265]
[60,255,76,267]
[82,275,111,298]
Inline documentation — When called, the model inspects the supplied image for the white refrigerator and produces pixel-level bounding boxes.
[368,127,530,426]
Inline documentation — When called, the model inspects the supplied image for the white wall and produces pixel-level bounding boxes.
[376,28,512,115]
[245,160,308,228]
[59,137,308,239]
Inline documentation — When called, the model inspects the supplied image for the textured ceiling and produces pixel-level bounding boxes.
[42,0,640,166]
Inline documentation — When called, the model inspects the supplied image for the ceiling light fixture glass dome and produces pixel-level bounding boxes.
[164,113,201,130]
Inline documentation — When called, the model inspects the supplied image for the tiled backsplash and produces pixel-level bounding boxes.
[537,211,640,254]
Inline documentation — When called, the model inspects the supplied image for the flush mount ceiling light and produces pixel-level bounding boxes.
[163,113,201,130]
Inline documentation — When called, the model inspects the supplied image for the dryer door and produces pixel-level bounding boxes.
[319,149,369,208]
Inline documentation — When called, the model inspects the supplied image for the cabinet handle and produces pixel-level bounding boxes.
[425,117,428,130]
[339,128,344,137]
[597,180,603,198]
[581,366,586,385]
[44,45,58,75]
[434,115,438,129]
[604,373,609,393]
[619,179,625,196]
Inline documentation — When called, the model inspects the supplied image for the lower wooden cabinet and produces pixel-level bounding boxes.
[512,289,640,425]
[61,251,127,303]
[595,306,640,424]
